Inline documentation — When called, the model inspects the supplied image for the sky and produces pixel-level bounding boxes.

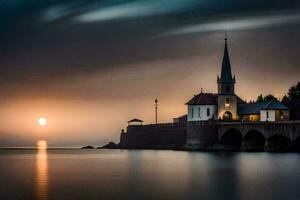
[1,0,300,147]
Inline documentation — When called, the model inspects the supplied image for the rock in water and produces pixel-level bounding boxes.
[81,145,95,149]
[99,142,118,149]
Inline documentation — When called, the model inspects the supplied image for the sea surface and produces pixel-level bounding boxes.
[0,149,300,200]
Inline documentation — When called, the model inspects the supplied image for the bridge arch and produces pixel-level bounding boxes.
[293,137,300,151]
[265,135,292,152]
[242,129,265,151]
[219,128,242,150]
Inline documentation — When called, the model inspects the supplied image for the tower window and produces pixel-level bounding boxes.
[198,107,201,118]
[226,86,230,93]
[207,108,210,117]
[191,108,194,118]
[225,98,230,107]
[226,98,230,104]
[266,111,269,119]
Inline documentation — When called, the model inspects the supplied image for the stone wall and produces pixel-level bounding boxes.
[186,122,217,149]
[119,121,300,151]
[119,123,187,149]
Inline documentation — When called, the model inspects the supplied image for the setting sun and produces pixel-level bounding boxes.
[38,117,47,126]
[37,140,48,150]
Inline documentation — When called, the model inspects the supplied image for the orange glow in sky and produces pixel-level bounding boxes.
[37,140,48,150]
[0,51,298,147]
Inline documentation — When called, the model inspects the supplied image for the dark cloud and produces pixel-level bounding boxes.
[0,1,300,97]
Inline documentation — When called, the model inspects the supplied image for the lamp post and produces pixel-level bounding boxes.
[155,99,158,124]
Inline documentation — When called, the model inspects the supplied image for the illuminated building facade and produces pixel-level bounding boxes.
[187,38,289,122]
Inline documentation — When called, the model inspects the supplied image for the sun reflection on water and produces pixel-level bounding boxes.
[36,146,49,200]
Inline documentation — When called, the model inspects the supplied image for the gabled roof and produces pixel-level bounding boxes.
[238,102,268,115]
[238,101,288,115]
[261,101,289,110]
[128,118,143,123]
[218,39,235,84]
[186,93,217,105]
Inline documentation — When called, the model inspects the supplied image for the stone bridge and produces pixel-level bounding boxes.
[217,121,300,151]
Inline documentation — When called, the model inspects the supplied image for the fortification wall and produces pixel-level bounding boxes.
[119,121,300,151]
[186,123,217,149]
[119,123,187,149]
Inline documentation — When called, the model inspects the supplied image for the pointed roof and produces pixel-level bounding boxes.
[128,118,143,123]
[186,93,218,105]
[219,38,235,84]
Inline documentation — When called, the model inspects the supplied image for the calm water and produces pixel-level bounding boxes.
[0,149,300,200]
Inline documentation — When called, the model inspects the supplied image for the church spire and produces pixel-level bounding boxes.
[219,34,235,84]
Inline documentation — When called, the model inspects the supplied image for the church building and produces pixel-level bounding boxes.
[186,37,289,123]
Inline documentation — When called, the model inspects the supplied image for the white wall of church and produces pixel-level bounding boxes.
[260,110,275,122]
[187,105,217,121]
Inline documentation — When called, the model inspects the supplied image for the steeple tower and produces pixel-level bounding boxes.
[217,33,238,120]
[217,34,235,94]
